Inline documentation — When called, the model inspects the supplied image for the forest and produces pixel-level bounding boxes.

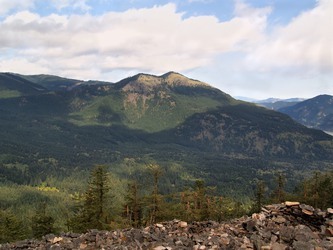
[1,72,333,244]
[1,164,332,243]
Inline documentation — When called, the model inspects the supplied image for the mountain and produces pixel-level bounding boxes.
[0,72,332,195]
[0,73,47,98]
[255,98,306,110]
[279,94,333,133]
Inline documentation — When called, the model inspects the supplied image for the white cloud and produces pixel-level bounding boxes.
[234,0,271,18]
[0,3,269,80]
[0,0,35,16]
[247,0,333,75]
[50,0,91,12]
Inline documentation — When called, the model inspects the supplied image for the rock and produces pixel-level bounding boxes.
[271,242,288,250]
[300,204,315,211]
[327,208,333,214]
[285,201,300,206]
[294,225,319,241]
[326,220,333,227]
[79,243,87,249]
[2,203,333,250]
[302,209,314,215]
[279,225,295,243]
[243,220,256,232]
[179,221,188,228]
[52,237,63,244]
[261,246,272,250]
[292,241,313,250]
[154,246,171,250]
[273,216,286,224]
[325,227,333,236]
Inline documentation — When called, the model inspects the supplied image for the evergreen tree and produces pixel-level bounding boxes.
[146,164,163,224]
[299,171,333,209]
[31,203,56,239]
[124,181,142,228]
[0,210,26,243]
[85,165,110,229]
[69,165,111,231]
[193,180,209,220]
[252,180,266,213]
[271,172,286,203]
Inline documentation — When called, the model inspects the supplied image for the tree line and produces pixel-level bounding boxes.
[1,166,332,243]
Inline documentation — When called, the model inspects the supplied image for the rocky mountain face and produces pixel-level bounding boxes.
[1,202,332,249]
[279,94,333,133]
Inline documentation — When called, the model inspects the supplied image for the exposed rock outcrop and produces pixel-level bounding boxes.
[1,202,333,249]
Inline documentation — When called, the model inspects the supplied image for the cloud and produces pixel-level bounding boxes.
[247,0,333,75]
[234,0,271,19]
[50,0,91,12]
[0,0,36,16]
[188,0,213,3]
[0,3,269,80]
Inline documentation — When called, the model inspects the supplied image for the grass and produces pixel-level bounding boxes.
[0,90,21,99]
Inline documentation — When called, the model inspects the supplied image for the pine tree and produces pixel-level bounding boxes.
[0,210,26,243]
[84,165,110,229]
[31,203,56,239]
[69,165,111,231]
[271,172,286,203]
[124,181,142,227]
[146,164,163,224]
[253,180,266,213]
[194,180,209,220]
[299,171,333,209]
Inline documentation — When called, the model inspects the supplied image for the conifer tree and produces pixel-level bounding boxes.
[194,180,208,220]
[69,165,111,231]
[146,164,163,224]
[0,210,26,243]
[299,171,333,209]
[124,181,142,227]
[271,172,286,203]
[31,203,56,238]
[84,165,110,229]
[253,180,266,213]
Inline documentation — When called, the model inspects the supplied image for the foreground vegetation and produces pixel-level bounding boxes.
[1,164,332,244]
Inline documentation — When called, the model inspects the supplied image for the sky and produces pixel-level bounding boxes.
[0,0,332,99]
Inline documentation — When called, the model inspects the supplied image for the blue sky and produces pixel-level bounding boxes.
[0,0,332,99]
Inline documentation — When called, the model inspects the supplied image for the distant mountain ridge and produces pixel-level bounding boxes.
[254,98,306,110]
[0,71,332,195]
[279,94,333,133]
[0,73,47,98]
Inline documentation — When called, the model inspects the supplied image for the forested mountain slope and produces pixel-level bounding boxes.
[279,94,333,133]
[0,72,332,195]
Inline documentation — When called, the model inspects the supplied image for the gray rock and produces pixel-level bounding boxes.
[292,241,313,250]
[279,225,295,243]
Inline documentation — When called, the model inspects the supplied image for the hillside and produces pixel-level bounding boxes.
[279,94,333,133]
[0,72,333,196]
[0,73,47,98]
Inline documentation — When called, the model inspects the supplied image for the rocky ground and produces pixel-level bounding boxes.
[1,202,333,250]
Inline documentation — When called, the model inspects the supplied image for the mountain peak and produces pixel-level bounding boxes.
[116,72,210,92]
[161,71,209,87]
